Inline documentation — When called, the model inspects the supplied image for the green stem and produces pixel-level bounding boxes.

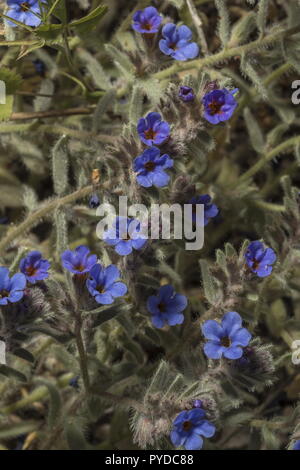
[154,25,300,80]
[0,185,95,254]
[234,136,300,186]
[0,372,73,414]
[75,318,90,393]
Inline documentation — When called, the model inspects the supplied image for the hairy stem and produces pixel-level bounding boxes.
[154,25,300,80]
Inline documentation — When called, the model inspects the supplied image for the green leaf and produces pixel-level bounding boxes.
[200,259,219,305]
[0,364,27,382]
[52,135,69,195]
[13,348,35,363]
[36,380,62,428]
[215,0,231,48]
[243,107,265,153]
[48,0,67,23]
[0,422,37,440]
[0,68,22,94]
[65,422,89,450]
[35,23,64,40]
[0,95,13,122]
[69,5,108,33]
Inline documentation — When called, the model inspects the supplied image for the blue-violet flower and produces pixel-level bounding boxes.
[103,216,147,256]
[137,112,170,146]
[0,267,26,305]
[202,311,252,360]
[188,194,219,226]
[61,245,97,274]
[202,88,238,124]
[159,23,199,61]
[86,263,127,305]
[147,284,187,328]
[245,241,276,278]
[170,408,215,450]
[20,251,50,284]
[133,146,173,188]
[132,6,162,34]
[6,0,44,27]
[179,86,195,102]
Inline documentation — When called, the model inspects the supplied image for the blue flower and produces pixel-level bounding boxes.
[6,0,44,27]
[293,440,300,450]
[147,285,187,328]
[202,88,238,124]
[61,245,97,274]
[132,6,162,34]
[159,23,199,61]
[202,311,252,360]
[179,86,195,102]
[133,146,173,188]
[19,251,50,284]
[32,58,45,76]
[245,241,276,278]
[0,267,26,305]
[89,194,100,208]
[193,399,203,408]
[170,408,215,450]
[137,112,170,146]
[86,263,127,305]
[188,194,219,226]
[103,216,147,256]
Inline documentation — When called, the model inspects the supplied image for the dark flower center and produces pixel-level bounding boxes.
[97,285,105,294]
[208,100,223,115]
[144,161,156,172]
[251,259,260,270]
[0,289,9,299]
[144,128,157,141]
[182,420,193,432]
[221,336,231,348]
[20,2,30,11]
[75,264,85,272]
[120,231,131,241]
[26,265,37,277]
[142,22,152,31]
[169,42,178,50]
[157,301,166,312]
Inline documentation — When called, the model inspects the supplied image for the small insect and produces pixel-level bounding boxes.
[91,168,100,185]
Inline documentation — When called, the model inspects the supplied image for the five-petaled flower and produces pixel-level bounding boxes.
[0,267,26,305]
[293,440,300,450]
[245,241,276,278]
[133,146,173,188]
[202,311,252,360]
[6,0,44,27]
[19,251,50,284]
[179,85,195,102]
[170,408,215,450]
[132,6,162,34]
[159,23,199,61]
[137,112,170,146]
[103,216,147,256]
[188,194,219,226]
[202,88,238,124]
[86,263,127,305]
[147,284,187,328]
[61,245,97,275]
